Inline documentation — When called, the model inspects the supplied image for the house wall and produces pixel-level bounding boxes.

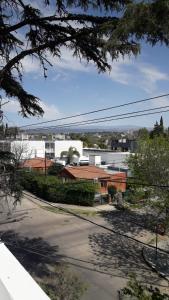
[107,173,126,192]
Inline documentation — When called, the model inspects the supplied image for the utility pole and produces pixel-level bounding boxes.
[45,151,47,177]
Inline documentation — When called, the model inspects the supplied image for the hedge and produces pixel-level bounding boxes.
[20,171,98,206]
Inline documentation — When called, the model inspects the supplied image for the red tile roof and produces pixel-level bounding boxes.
[23,158,53,169]
[62,166,111,180]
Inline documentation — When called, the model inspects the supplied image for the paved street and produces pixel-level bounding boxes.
[0,194,168,300]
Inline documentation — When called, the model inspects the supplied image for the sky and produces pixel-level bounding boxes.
[2,3,169,130]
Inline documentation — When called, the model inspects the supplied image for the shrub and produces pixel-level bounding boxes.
[108,185,117,199]
[21,172,97,206]
[48,163,64,176]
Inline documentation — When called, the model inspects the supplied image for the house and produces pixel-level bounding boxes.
[111,138,137,152]
[0,242,50,300]
[22,158,53,173]
[60,165,126,194]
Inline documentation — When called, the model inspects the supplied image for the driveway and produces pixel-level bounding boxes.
[0,194,167,300]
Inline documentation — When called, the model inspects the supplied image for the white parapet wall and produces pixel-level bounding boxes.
[0,242,50,300]
[11,140,46,159]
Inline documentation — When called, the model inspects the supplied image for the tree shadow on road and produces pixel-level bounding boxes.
[99,209,156,237]
[0,230,61,278]
[89,231,161,286]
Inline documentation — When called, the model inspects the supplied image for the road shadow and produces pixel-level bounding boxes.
[0,230,61,277]
[99,209,156,236]
[89,231,161,285]
[0,210,29,225]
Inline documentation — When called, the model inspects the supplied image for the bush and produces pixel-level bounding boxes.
[21,172,97,206]
[108,186,117,199]
[48,163,64,176]
[123,188,146,204]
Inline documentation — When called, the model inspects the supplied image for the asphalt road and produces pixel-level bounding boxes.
[0,194,167,300]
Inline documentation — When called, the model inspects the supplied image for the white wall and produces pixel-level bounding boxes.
[54,140,83,157]
[89,155,101,166]
[7,140,83,160]
[83,149,130,168]
[0,243,50,300]
[11,141,45,159]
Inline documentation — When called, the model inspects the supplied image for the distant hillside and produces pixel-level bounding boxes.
[25,124,147,134]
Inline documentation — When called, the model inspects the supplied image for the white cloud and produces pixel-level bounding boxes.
[109,63,131,85]
[138,65,169,93]
[39,101,61,120]
[3,99,20,113]
[151,96,169,108]
[21,56,41,74]
[3,99,61,122]
[49,48,91,72]
[106,57,169,93]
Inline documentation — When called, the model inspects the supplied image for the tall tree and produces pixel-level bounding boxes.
[1,0,169,117]
[160,115,164,133]
[150,117,165,138]
[128,136,169,223]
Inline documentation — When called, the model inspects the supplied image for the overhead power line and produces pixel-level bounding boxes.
[21,107,169,132]
[20,93,169,129]
[28,104,169,131]
[23,191,169,256]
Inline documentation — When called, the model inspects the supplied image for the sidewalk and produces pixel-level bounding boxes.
[23,191,116,212]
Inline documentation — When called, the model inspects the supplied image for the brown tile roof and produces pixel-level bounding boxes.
[23,158,53,169]
[62,166,111,180]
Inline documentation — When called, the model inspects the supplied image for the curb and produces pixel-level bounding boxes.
[142,246,169,282]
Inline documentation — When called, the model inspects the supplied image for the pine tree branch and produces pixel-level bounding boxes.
[4,14,118,34]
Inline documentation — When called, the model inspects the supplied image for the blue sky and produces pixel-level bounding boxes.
[3,30,169,130]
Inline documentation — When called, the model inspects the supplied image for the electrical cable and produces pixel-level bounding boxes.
[27,105,169,131]
[21,107,169,132]
[20,93,169,129]
[23,191,169,256]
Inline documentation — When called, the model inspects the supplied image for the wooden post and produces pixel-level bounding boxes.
[45,151,47,177]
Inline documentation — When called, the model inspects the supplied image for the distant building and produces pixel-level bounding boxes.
[83,148,130,170]
[111,138,137,152]
[0,140,83,160]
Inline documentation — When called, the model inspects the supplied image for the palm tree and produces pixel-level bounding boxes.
[60,147,80,165]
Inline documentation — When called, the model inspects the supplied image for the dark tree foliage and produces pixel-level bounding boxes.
[150,116,165,138]
[48,162,64,175]
[1,0,169,117]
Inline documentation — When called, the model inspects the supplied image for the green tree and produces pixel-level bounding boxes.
[127,136,169,223]
[121,275,169,299]
[1,1,169,116]
[0,150,22,215]
[150,117,165,138]
[137,128,149,140]
[60,147,80,164]
[48,162,64,175]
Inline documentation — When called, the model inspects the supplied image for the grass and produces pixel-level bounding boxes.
[42,205,99,217]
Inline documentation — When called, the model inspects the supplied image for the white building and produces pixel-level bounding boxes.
[0,242,50,300]
[83,148,130,169]
[0,140,83,160]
